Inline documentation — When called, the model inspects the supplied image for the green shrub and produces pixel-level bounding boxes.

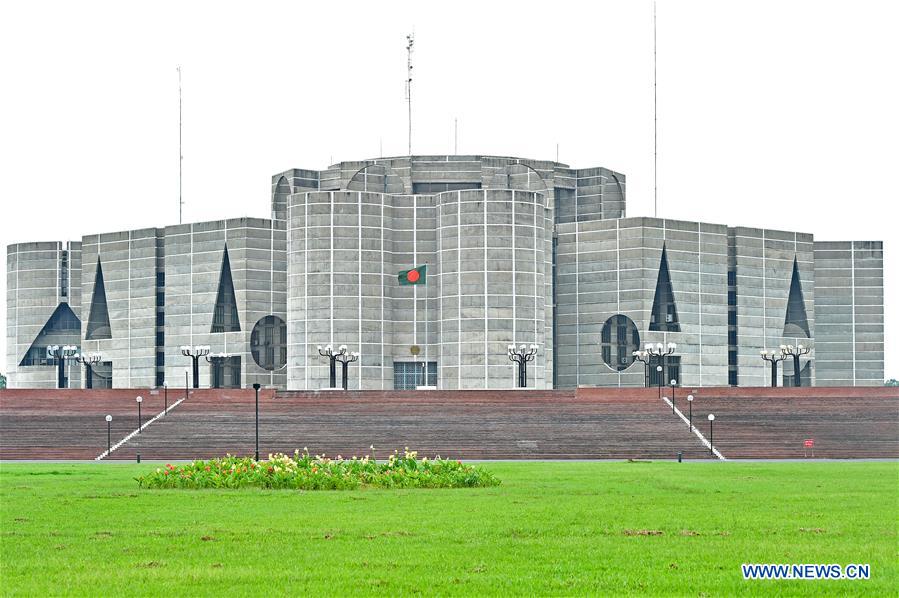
[136,449,500,491]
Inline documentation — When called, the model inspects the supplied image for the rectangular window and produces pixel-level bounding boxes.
[156,310,164,327]
[728,349,737,366]
[155,371,165,388]
[156,331,164,347]
[647,356,680,387]
[728,311,737,326]
[728,370,738,386]
[727,291,737,306]
[727,271,736,286]
[393,361,437,390]
[156,271,165,287]
[211,356,241,389]
[728,330,738,345]
[59,251,69,297]
[412,182,481,194]
[92,361,113,389]
[156,351,165,367]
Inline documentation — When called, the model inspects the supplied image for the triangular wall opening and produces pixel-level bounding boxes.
[211,245,241,333]
[86,258,112,340]
[19,303,81,366]
[783,257,810,338]
[649,245,680,332]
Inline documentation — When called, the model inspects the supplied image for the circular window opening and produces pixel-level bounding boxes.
[251,315,287,371]
[601,315,640,371]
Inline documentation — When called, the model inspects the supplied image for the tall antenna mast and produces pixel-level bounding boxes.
[405,33,414,155]
[178,65,183,224]
[653,0,658,218]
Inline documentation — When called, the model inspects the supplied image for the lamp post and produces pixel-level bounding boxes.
[105,415,112,454]
[180,345,210,388]
[335,350,360,390]
[632,350,650,387]
[47,345,78,389]
[508,344,538,388]
[74,351,102,389]
[136,396,143,433]
[184,368,190,401]
[708,413,715,455]
[656,366,663,400]
[646,342,676,389]
[781,344,811,387]
[687,394,694,430]
[760,349,786,387]
[252,382,260,461]
[317,345,346,389]
[162,381,168,414]
[670,378,677,414]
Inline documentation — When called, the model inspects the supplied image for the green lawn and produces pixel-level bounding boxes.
[1,461,896,596]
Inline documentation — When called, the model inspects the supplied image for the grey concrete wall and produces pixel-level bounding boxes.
[555,217,729,388]
[287,191,437,390]
[286,188,552,390]
[279,155,624,229]
[814,241,884,386]
[164,218,286,389]
[81,228,162,388]
[437,189,551,389]
[6,241,82,388]
[730,227,815,387]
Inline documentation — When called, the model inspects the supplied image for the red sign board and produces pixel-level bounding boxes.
[804,439,815,448]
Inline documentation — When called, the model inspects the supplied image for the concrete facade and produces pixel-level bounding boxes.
[162,218,287,389]
[813,241,884,386]
[4,153,886,389]
[6,242,82,388]
[555,217,730,388]
[286,188,552,390]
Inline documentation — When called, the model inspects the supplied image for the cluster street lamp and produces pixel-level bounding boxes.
[687,394,694,430]
[74,351,102,389]
[708,413,715,455]
[646,342,676,388]
[781,344,811,387]
[508,344,538,388]
[136,396,143,433]
[317,345,351,389]
[334,350,360,390]
[180,345,210,389]
[760,348,787,387]
[47,345,78,389]
[105,414,112,454]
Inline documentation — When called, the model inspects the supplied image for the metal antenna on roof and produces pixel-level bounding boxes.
[405,33,414,155]
[653,0,658,218]
[178,66,183,224]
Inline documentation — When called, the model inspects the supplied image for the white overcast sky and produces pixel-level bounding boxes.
[1,0,896,379]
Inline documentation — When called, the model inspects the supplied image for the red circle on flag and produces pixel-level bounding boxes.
[407,269,420,282]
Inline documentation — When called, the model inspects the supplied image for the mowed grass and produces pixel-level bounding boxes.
[1,461,896,596]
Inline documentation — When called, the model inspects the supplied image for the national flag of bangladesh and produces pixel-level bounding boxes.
[398,265,427,285]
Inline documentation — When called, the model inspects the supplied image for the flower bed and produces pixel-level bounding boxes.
[136,449,500,490]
